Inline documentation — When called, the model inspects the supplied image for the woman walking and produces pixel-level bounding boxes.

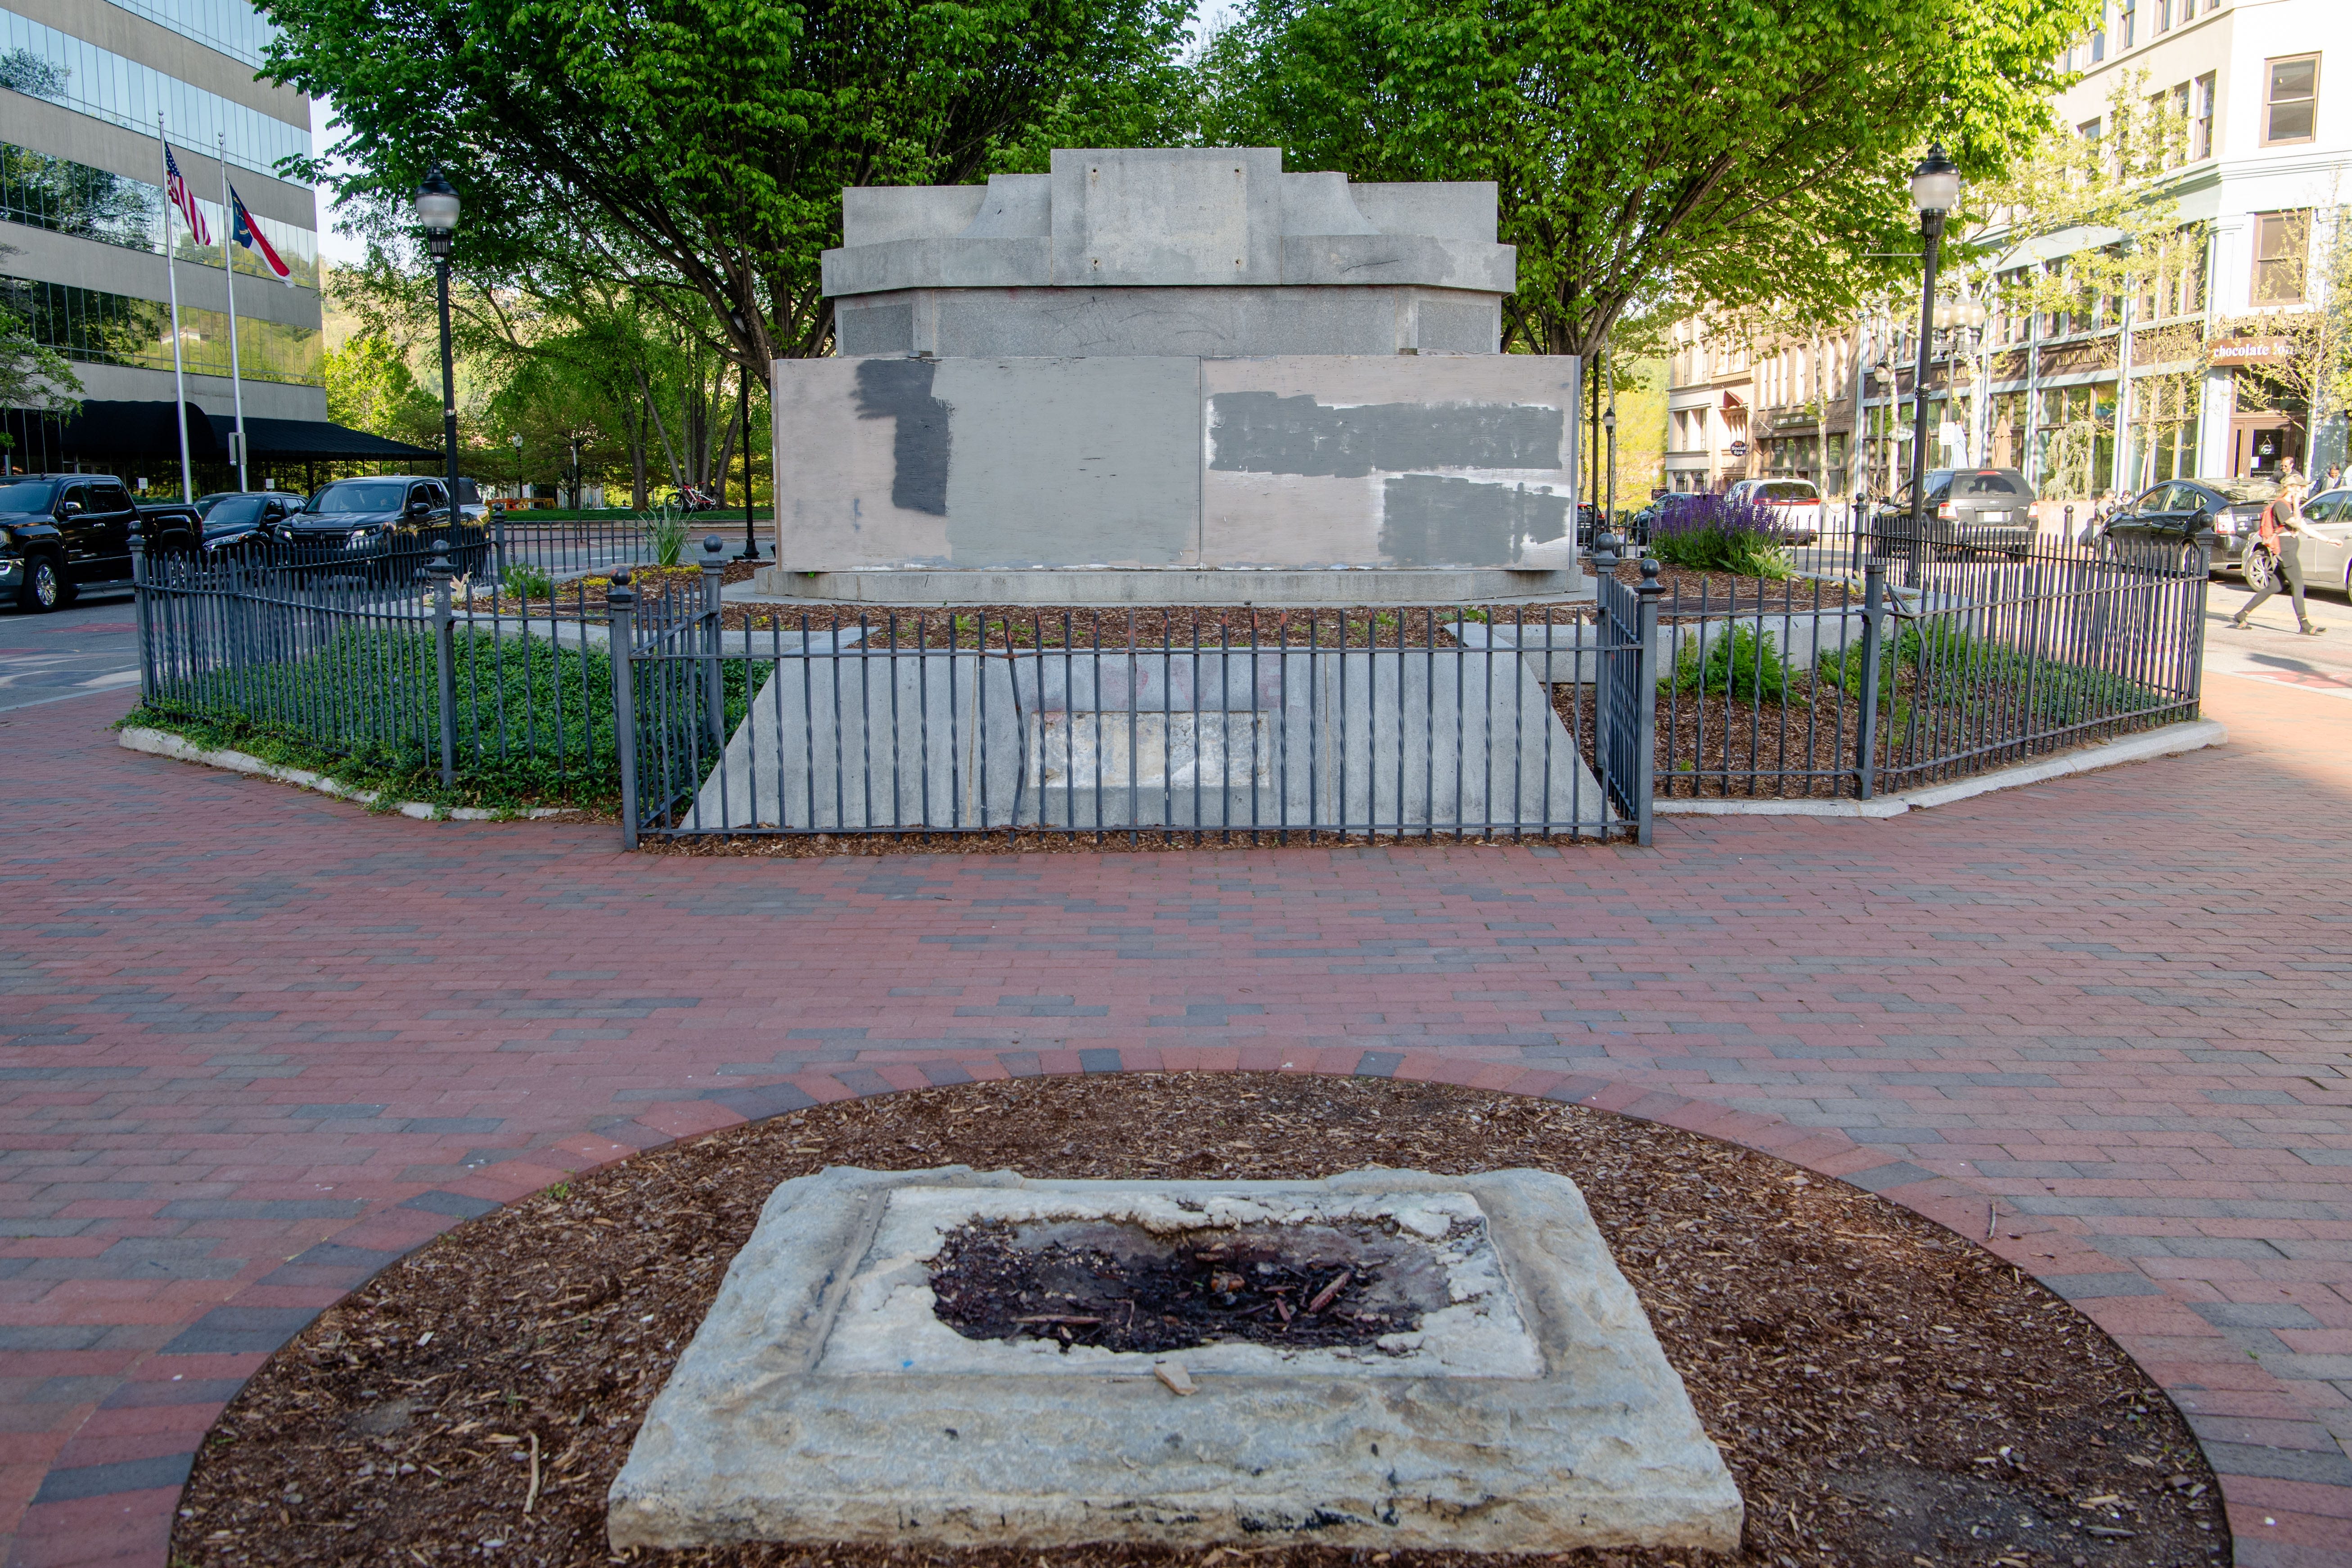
[2230,475,2326,635]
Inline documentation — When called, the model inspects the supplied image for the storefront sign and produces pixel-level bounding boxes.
[1727,440,1748,457]
[2209,337,2298,366]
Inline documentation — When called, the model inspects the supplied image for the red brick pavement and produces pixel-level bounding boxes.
[3,676,2349,1568]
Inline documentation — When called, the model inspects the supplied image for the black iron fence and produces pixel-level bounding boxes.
[131,533,618,806]
[611,544,1660,846]
[126,519,2208,840]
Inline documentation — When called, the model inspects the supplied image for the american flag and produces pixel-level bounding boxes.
[163,142,211,246]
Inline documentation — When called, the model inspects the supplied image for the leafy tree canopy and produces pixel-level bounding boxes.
[1199,0,2099,356]
[261,0,1196,368]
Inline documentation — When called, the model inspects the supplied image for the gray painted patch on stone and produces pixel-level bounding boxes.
[1378,475,1569,568]
[934,357,1199,566]
[1209,391,1563,477]
[855,358,950,516]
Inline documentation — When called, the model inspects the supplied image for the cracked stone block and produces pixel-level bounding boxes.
[609,1166,1739,1553]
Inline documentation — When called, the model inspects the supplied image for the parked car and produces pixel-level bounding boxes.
[194,491,307,558]
[1723,478,1823,543]
[1872,468,2036,557]
[2100,477,2277,581]
[0,473,198,611]
[282,475,490,581]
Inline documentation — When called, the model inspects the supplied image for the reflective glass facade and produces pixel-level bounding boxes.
[106,0,279,69]
[1,143,319,288]
[2,274,323,386]
[0,8,309,178]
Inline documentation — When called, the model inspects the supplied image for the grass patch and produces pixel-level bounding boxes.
[126,625,623,812]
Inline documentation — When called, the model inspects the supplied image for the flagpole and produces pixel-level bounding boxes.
[216,133,249,491]
[158,113,194,505]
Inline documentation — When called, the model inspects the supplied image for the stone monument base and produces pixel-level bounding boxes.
[608,1167,1742,1554]
[743,565,1584,607]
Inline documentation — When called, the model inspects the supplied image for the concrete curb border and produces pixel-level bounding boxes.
[1655,717,2227,818]
[116,727,569,821]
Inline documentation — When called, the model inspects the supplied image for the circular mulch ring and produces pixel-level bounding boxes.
[173,1074,2226,1568]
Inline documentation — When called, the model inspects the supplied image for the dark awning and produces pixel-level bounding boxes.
[203,412,438,462]
[2,400,437,464]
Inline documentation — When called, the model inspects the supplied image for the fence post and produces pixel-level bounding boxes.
[1631,558,1663,846]
[493,508,509,584]
[428,541,457,788]
[609,570,640,849]
[128,532,153,703]
[1853,560,1886,799]
[1591,529,1620,778]
[700,533,726,752]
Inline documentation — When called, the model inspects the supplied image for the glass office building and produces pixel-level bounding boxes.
[0,0,414,487]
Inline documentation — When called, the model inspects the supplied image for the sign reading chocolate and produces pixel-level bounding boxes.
[2209,337,2298,366]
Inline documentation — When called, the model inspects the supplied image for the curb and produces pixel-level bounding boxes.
[1655,717,2226,818]
[116,727,569,821]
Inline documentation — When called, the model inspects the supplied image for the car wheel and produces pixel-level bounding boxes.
[15,554,65,612]
[2242,547,2275,594]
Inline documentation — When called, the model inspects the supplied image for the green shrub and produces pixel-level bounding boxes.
[647,512,690,568]
[1669,624,1793,701]
[503,560,555,600]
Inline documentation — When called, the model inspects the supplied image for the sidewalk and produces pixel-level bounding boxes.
[1,677,2347,1568]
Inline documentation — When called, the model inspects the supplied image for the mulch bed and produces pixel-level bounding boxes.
[174,1074,2223,1568]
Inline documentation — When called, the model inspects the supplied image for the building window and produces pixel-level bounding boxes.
[0,8,310,179]
[0,144,320,289]
[2155,0,2171,33]
[2262,55,2320,146]
[2191,73,2216,158]
[2253,211,2310,304]
[2091,22,2106,63]
[0,275,325,387]
[2120,0,2135,49]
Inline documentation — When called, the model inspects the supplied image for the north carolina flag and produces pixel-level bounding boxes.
[230,186,293,285]
[163,143,211,245]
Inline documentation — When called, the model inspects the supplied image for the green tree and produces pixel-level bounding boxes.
[0,251,82,441]
[1199,0,2095,356]
[324,329,441,450]
[258,0,1195,372]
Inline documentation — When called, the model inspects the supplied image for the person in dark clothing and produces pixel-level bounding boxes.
[2230,477,2326,635]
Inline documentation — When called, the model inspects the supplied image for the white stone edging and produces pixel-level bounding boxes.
[117,727,567,821]
[1654,718,2226,819]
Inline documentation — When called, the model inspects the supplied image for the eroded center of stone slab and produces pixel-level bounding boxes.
[816,1183,1541,1378]
[932,1217,1446,1353]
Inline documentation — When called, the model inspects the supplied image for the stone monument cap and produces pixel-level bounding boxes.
[823,146,1514,298]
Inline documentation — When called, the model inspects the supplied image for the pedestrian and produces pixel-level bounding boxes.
[2327,462,2344,491]
[2230,476,2327,635]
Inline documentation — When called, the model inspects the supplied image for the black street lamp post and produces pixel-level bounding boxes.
[1904,146,1960,572]
[414,168,461,534]
[729,309,758,563]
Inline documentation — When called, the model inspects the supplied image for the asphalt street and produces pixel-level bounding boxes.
[0,586,142,712]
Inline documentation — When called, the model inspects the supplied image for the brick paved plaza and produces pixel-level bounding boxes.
[3,675,2349,1568]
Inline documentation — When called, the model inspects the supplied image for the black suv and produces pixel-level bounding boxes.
[279,475,490,580]
[2100,477,2274,576]
[0,474,198,611]
[1872,468,2037,557]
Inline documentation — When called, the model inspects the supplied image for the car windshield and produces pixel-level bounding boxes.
[2207,478,2278,503]
[1952,471,2027,497]
[0,479,57,513]
[309,482,410,514]
[204,496,269,530]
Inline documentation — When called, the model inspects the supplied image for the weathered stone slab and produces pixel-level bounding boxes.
[609,1167,1740,1554]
